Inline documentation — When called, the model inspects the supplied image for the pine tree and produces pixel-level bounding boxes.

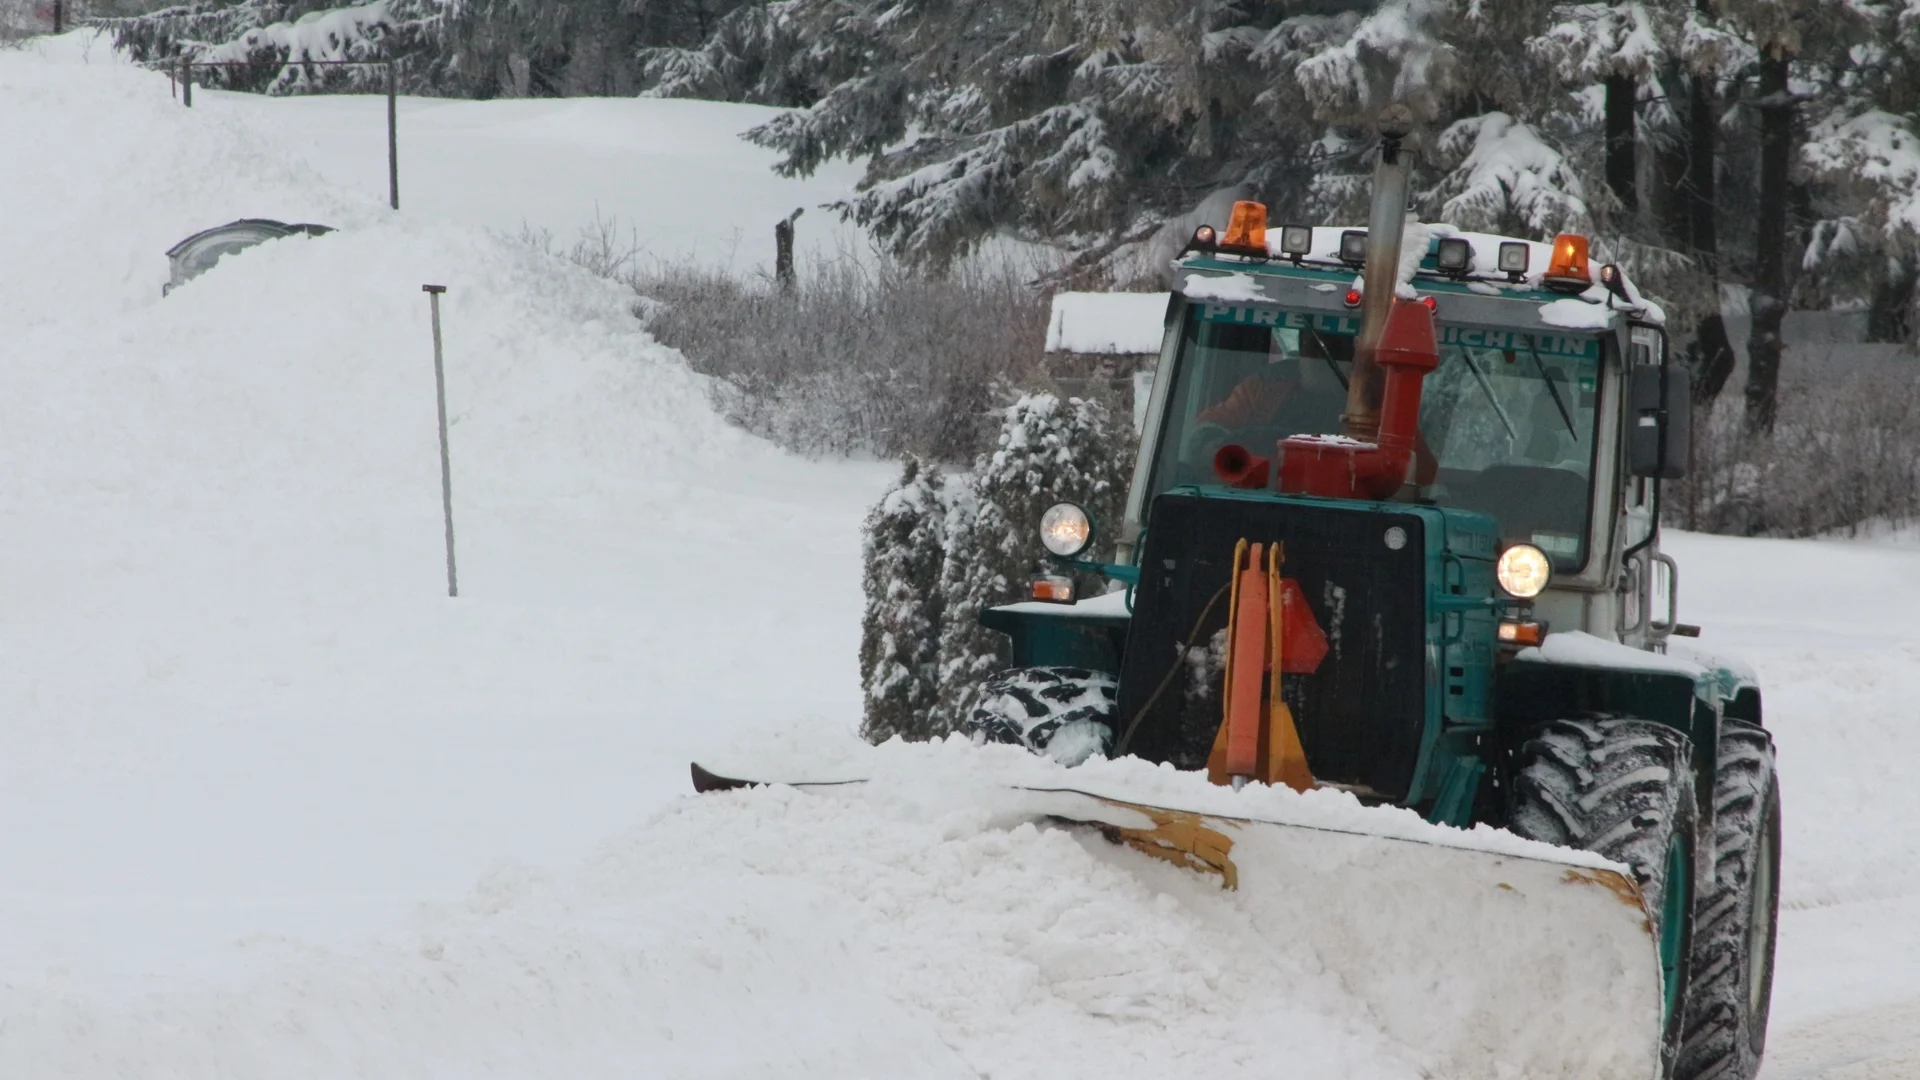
[105,0,452,93]
[858,457,950,743]
[105,0,751,97]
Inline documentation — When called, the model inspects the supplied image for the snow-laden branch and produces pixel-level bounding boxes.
[1428,112,1590,237]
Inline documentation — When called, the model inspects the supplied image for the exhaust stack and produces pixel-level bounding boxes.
[1272,105,1442,502]
[1344,104,1416,442]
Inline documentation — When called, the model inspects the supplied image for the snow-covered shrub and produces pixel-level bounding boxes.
[1674,358,1920,537]
[929,393,1133,734]
[858,457,950,744]
[634,253,1051,462]
[857,393,1136,742]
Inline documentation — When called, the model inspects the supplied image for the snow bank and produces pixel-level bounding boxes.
[705,727,1629,867]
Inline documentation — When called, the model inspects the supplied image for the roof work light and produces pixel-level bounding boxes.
[1435,237,1472,275]
[1279,225,1314,259]
[1497,241,1530,281]
[1338,230,1368,266]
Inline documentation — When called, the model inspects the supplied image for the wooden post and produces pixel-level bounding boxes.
[387,60,399,210]
[183,63,193,107]
[52,0,63,34]
[774,208,803,293]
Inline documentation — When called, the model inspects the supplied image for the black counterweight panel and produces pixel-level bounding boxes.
[1116,493,1429,801]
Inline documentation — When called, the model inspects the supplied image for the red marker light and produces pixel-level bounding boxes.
[1344,289,1362,307]
[1421,295,1438,312]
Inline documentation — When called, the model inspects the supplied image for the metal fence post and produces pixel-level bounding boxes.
[423,285,457,597]
[387,60,399,210]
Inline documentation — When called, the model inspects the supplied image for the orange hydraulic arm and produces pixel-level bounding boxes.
[1207,540,1315,793]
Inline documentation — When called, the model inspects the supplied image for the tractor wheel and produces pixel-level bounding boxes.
[1676,724,1781,1080]
[965,666,1117,766]
[1509,716,1701,1075]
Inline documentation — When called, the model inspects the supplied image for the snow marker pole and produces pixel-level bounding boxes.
[387,61,400,210]
[423,285,457,597]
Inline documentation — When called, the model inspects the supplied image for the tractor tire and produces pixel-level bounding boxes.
[1676,724,1781,1080]
[1509,716,1701,1075]
[965,666,1117,766]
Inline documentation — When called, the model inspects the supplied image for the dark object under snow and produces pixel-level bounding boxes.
[164,219,333,295]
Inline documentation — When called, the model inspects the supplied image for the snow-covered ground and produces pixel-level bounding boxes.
[3,32,1917,1079]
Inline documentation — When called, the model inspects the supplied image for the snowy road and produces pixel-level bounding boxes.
[1665,530,1920,1080]
[3,33,1916,1079]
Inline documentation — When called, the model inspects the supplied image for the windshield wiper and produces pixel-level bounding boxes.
[1303,328,1349,390]
[1523,337,1578,437]
[1456,346,1517,442]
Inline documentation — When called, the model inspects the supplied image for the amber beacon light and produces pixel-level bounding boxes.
[1544,233,1592,293]
[1220,200,1269,255]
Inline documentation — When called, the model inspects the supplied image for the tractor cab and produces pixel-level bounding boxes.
[1124,217,1687,652]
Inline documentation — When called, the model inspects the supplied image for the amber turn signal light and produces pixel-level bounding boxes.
[1497,620,1545,647]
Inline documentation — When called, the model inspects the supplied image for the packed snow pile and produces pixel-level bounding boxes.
[707,728,1624,869]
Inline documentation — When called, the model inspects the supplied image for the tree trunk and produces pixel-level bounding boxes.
[1690,314,1736,403]
[1867,254,1916,344]
[1744,50,1792,436]
[1685,66,1734,404]
[1686,67,1719,278]
[1605,73,1638,214]
[1652,64,1692,249]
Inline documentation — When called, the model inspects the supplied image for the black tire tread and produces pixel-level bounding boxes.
[964,666,1117,759]
[1676,724,1779,1080]
[1509,715,1700,1074]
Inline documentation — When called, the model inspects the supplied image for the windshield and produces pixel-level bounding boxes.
[1146,303,1604,571]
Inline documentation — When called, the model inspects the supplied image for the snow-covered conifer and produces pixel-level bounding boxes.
[930,392,1132,733]
[106,0,451,93]
[858,457,950,743]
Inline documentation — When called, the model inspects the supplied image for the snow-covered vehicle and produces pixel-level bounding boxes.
[699,117,1780,1080]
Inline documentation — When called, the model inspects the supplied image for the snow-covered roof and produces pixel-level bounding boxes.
[1046,291,1169,355]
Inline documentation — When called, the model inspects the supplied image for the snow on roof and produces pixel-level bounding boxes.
[1046,291,1169,355]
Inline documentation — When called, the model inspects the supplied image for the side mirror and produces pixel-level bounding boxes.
[1629,365,1690,479]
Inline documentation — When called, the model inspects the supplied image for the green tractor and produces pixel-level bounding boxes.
[964,122,1780,1080]
[692,117,1782,1080]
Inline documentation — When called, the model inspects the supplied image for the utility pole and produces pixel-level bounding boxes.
[423,285,458,597]
[52,0,63,34]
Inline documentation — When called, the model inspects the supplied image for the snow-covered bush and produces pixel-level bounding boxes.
[634,253,1051,462]
[858,393,1135,741]
[858,457,950,744]
[1674,360,1920,537]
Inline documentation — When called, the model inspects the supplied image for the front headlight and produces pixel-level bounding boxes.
[1496,544,1552,599]
[1039,503,1093,558]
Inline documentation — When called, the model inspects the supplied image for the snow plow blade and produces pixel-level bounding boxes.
[692,761,1665,1078]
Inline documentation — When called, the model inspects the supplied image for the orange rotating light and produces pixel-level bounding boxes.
[1544,233,1592,292]
[1220,200,1269,255]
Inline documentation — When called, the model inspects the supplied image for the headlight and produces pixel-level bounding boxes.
[1039,503,1093,558]
[1496,544,1552,599]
